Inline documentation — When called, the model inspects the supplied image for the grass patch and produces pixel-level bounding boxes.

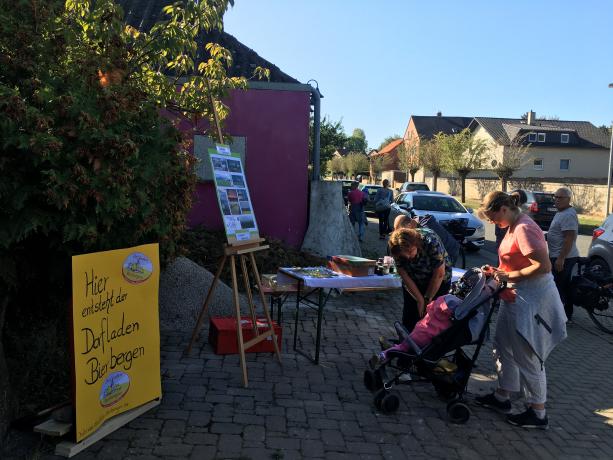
[578,214,602,236]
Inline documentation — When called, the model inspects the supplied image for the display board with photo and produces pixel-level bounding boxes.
[209,145,260,244]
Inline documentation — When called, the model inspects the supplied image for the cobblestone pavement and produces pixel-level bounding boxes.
[8,218,613,459]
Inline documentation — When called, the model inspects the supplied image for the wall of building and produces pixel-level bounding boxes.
[516,147,609,179]
[181,86,311,248]
[424,175,612,216]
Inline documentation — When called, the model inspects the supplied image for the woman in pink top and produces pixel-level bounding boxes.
[474,191,567,430]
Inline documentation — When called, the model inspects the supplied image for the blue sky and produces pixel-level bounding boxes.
[225,1,613,149]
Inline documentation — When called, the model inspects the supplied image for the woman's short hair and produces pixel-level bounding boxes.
[382,179,390,187]
[388,228,423,256]
[477,191,519,220]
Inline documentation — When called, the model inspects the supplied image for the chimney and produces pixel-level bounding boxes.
[527,110,536,125]
[436,111,442,117]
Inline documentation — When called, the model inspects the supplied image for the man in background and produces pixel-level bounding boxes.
[547,187,579,323]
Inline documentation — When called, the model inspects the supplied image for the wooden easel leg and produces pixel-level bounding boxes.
[239,254,259,337]
[230,255,249,387]
[249,252,282,363]
[185,254,228,355]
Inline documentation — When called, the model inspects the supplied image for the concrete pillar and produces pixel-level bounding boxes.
[301,181,362,258]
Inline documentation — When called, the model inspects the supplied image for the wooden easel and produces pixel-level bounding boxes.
[185,238,282,387]
[184,88,280,387]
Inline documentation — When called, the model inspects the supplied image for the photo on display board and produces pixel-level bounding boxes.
[226,159,242,173]
[215,172,233,187]
[225,216,241,232]
[230,202,241,215]
[231,174,245,187]
[219,194,232,215]
[239,215,256,229]
[239,201,251,214]
[226,188,239,201]
[237,189,248,201]
[212,157,228,172]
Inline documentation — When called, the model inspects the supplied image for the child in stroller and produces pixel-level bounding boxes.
[364,267,502,423]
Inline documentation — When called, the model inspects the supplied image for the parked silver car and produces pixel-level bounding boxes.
[389,191,485,250]
[588,214,613,275]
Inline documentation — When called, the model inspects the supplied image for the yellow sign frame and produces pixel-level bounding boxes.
[71,243,161,442]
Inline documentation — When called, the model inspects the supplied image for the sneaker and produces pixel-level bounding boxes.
[507,408,549,430]
[474,392,512,414]
[398,373,412,383]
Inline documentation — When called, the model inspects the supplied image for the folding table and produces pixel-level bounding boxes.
[277,267,402,364]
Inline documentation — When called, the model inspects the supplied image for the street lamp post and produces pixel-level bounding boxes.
[607,83,613,216]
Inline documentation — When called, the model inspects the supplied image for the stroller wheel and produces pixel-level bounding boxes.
[373,388,387,410]
[364,369,383,392]
[446,400,470,424]
[381,393,400,414]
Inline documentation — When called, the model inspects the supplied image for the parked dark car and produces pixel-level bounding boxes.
[338,180,358,205]
[511,189,556,230]
[397,182,430,194]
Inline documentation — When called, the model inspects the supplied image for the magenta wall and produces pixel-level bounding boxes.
[185,87,311,248]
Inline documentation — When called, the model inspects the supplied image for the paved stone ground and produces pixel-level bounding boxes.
[4,218,613,459]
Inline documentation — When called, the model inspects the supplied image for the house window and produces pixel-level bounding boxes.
[528,133,537,142]
[561,133,569,143]
[560,159,570,170]
[533,158,544,170]
[537,133,546,142]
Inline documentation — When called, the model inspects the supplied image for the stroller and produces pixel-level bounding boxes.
[363,267,503,424]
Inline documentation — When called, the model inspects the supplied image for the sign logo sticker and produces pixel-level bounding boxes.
[99,371,131,407]
[122,252,153,284]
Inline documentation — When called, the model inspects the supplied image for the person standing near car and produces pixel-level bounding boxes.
[547,187,579,322]
[347,182,368,242]
[374,179,394,239]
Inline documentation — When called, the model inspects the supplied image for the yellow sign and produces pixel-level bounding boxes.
[71,244,161,442]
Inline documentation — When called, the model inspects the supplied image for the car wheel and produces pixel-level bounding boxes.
[464,242,480,253]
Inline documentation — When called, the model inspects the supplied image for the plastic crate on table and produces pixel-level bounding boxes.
[328,255,376,277]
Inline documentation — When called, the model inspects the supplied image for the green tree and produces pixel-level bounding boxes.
[370,154,393,182]
[439,129,490,202]
[492,133,530,191]
[419,138,445,191]
[345,128,368,154]
[326,156,345,179]
[345,153,369,178]
[0,0,265,432]
[311,116,347,177]
[397,135,421,182]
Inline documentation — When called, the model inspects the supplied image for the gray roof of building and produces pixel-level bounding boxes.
[411,116,474,139]
[117,0,299,83]
[470,117,609,148]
